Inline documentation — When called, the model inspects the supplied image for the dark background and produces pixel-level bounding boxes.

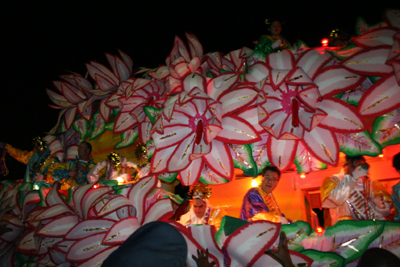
[1,0,398,180]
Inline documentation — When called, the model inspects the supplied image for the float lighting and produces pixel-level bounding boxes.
[321,38,329,47]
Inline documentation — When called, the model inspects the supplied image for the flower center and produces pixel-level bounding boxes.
[280,90,297,115]
[189,114,209,144]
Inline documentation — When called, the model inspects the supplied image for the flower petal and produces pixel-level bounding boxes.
[358,74,400,117]
[302,127,339,165]
[267,137,298,171]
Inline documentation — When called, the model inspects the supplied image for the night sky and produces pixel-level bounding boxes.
[1,1,397,179]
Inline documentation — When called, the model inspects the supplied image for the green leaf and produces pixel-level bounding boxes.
[279,221,312,251]
[105,121,114,131]
[73,117,90,139]
[371,108,400,148]
[229,144,257,177]
[90,111,106,140]
[144,106,162,124]
[114,128,139,149]
[324,220,385,264]
[158,172,178,183]
[301,249,345,267]
[336,131,382,157]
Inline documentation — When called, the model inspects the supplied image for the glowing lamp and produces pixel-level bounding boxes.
[315,226,325,236]
[251,178,258,187]
[378,154,384,158]
[116,177,124,183]
[93,184,99,189]
[300,173,306,179]
[321,38,329,47]
[33,184,39,190]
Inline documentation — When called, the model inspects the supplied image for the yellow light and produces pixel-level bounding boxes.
[116,177,124,183]
[251,179,258,187]
[300,173,306,179]
[93,184,98,189]
[316,226,325,236]
[378,154,384,158]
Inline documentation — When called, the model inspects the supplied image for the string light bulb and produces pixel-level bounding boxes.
[116,177,124,183]
[378,154,384,158]
[251,178,258,187]
[300,173,306,179]
[316,226,325,236]
[321,38,329,47]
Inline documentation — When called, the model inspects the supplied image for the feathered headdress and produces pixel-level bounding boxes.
[32,136,48,151]
[188,184,212,201]
[108,152,121,167]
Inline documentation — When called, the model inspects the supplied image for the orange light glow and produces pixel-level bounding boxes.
[251,179,258,187]
[321,38,329,47]
[316,226,325,236]
[378,154,384,158]
[93,184,99,189]
[117,177,124,183]
[300,173,306,179]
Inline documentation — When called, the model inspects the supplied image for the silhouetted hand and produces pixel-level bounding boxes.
[192,249,216,267]
[265,231,294,267]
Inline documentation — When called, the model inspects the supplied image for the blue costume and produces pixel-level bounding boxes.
[49,156,95,189]
[240,187,286,223]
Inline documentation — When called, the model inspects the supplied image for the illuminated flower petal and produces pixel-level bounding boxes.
[65,219,116,240]
[267,137,298,171]
[128,177,158,224]
[143,198,174,224]
[294,142,327,173]
[302,127,339,165]
[203,141,233,179]
[265,49,295,70]
[314,66,366,98]
[296,49,332,80]
[66,233,109,263]
[352,28,397,47]
[179,158,203,186]
[358,74,400,117]
[224,220,280,267]
[341,47,393,76]
[317,98,367,132]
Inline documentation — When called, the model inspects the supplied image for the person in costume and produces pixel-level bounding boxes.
[87,152,139,183]
[47,142,95,189]
[179,184,226,230]
[240,166,289,224]
[391,152,400,222]
[254,19,291,55]
[0,137,59,183]
[321,155,391,225]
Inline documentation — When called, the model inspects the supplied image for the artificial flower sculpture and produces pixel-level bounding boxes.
[0,176,174,266]
[251,48,370,171]
[342,10,400,118]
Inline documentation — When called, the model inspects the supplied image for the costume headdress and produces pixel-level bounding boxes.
[134,143,148,166]
[32,136,48,151]
[108,152,121,167]
[328,28,349,41]
[265,18,286,26]
[188,184,212,201]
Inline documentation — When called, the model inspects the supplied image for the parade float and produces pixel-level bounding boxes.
[0,8,399,267]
